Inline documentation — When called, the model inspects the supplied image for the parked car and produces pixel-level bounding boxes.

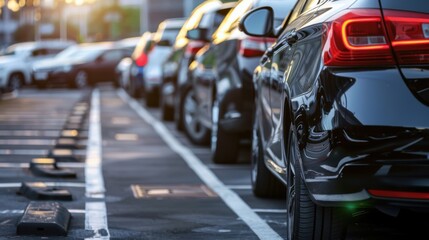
[182,0,294,164]
[128,32,154,97]
[240,0,429,239]
[160,0,234,121]
[142,18,186,107]
[115,57,133,90]
[114,37,141,88]
[32,42,130,88]
[0,40,74,92]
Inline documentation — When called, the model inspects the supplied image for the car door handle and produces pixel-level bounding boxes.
[286,32,298,45]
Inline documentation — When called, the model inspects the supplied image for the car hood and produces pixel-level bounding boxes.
[0,55,21,65]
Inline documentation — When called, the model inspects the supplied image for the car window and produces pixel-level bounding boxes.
[31,48,48,57]
[215,0,253,36]
[199,12,215,29]
[102,50,123,62]
[287,0,307,25]
[301,0,319,13]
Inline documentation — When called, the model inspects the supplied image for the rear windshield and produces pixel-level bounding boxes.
[379,0,429,13]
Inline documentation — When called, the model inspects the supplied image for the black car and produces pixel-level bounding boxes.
[33,42,130,88]
[240,0,429,239]
[160,0,234,121]
[182,0,294,164]
[142,18,185,107]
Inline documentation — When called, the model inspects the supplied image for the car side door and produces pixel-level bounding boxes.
[94,49,125,82]
[267,0,323,178]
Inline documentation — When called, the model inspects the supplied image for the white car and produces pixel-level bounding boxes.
[0,41,74,92]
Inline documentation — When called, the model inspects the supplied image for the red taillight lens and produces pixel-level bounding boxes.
[185,41,205,56]
[238,37,274,58]
[383,10,429,65]
[136,53,148,67]
[323,9,394,67]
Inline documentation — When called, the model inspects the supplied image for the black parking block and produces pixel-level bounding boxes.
[17,201,71,236]
[55,138,79,149]
[30,158,77,178]
[17,182,73,201]
[47,149,80,162]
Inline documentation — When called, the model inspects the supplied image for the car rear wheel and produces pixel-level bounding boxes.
[182,87,210,145]
[72,71,88,89]
[160,84,174,121]
[211,98,239,164]
[251,128,286,198]
[8,73,23,92]
[286,125,349,240]
[146,89,159,107]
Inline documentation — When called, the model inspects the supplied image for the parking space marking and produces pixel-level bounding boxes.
[6,162,90,169]
[85,89,110,239]
[0,182,85,188]
[0,130,60,137]
[253,209,287,214]
[118,89,283,240]
[0,139,55,145]
[0,209,86,215]
[0,149,48,155]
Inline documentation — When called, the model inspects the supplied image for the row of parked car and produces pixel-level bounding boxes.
[123,0,429,239]
[0,38,139,91]
[2,0,427,238]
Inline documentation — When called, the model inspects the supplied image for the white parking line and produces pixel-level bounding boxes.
[0,182,86,188]
[226,185,252,190]
[0,162,85,168]
[0,209,86,214]
[118,89,283,240]
[253,209,287,214]
[85,89,110,239]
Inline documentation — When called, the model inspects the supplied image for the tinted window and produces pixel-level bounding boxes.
[287,0,306,24]
[302,0,319,13]
[102,50,123,62]
[379,0,429,13]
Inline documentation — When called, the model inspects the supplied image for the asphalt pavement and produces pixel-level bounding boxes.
[0,86,427,239]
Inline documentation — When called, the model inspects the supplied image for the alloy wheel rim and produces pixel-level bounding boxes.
[287,126,297,240]
[10,76,21,91]
[211,99,219,153]
[251,129,259,184]
[75,72,88,88]
[184,89,205,138]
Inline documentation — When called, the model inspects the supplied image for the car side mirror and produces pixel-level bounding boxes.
[239,7,275,37]
[186,28,209,42]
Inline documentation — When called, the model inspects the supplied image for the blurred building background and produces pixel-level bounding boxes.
[0,0,208,48]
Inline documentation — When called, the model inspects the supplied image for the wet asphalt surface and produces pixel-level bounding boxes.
[0,86,427,239]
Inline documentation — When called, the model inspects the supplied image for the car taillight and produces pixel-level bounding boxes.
[383,10,429,65]
[323,9,429,67]
[322,9,394,67]
[185,41,205,56]
[238,36,273,58]
[135,53,147,67]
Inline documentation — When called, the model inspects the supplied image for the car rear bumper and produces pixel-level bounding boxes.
[300,68,429,209]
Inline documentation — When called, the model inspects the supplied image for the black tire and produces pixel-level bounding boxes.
[160,86,174,121]
[8,73,24,92]
[146,89,159,107]
[211,98,239,164]
[286,125,349,240]
[182,87,210,145]
[131,85,143,99]
[251,129,286,198]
